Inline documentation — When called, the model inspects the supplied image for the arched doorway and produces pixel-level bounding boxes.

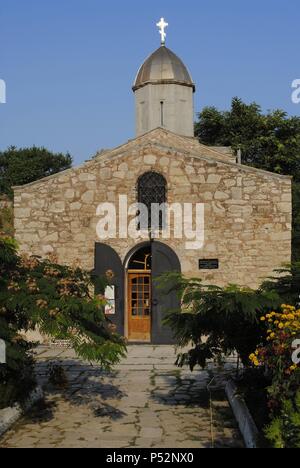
[94,242,181,344]
[125,241,181,344]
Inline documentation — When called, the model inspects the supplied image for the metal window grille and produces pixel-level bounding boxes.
[137,172,167,231]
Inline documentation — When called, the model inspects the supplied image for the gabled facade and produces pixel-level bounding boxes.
[13,37,292,345]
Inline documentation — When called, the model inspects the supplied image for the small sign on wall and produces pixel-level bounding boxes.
[105,286,116,315]
[199,259,219,270]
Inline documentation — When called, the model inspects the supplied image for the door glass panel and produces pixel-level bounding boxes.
[130,274,151,319]
[128,272,151,342]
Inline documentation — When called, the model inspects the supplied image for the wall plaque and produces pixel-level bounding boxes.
[199,259,219,270]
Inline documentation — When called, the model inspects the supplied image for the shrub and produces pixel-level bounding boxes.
[265,391,300,449]
[0,236,126,408]
[250,305,300,407]
[261,263,300,306]
[249,305,300,448]
[0,206,14,237]
[161,273,279,369]
[159,267,300,448]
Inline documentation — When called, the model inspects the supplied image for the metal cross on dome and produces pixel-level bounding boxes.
[156,17,168,45]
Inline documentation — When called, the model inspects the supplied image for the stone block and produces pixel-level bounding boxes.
[144,155,157,165]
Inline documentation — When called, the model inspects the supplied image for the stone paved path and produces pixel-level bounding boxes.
[0,346,243,448]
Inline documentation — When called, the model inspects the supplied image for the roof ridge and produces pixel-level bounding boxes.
[13,128,292,190]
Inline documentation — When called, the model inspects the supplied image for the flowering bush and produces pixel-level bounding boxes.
[250,305,300,403]
[0,236,126,408]
[249,305,300,448]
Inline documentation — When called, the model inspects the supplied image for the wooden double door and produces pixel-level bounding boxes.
[95,241,181,344]
[128,273,151,342]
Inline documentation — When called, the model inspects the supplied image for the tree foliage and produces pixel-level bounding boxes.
[0,206,13,237]
[0,236,126,408]
[160,266,300,448]
[265,391,300,449]
[159,273,279,369]
[161,265,300,370]
[195,97,300,178]
[195,98,300,260]
[0,146,72,198]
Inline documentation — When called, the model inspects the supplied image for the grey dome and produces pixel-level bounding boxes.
[133,46,195,92]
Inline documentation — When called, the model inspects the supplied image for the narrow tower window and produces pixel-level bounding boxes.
[160,101,164,127]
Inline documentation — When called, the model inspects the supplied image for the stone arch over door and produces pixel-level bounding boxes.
[94,243,124,336]
[151,241,181,345]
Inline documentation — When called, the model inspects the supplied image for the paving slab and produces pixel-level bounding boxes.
[0,345,244,449]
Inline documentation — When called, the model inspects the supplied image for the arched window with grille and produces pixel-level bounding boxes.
[137,172,167,231]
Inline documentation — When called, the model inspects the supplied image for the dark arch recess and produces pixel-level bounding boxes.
[94,243,124,336]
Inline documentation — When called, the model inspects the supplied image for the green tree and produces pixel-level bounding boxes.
[0,146,72,198]
[161,265,300,370]
[195,98,300,260]
[159,273,279,369]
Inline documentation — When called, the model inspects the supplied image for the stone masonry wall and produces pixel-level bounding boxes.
[14,139,292,289]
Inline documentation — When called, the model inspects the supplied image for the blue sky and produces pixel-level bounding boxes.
[0,0,299,165]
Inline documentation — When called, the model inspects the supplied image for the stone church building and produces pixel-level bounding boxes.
[14,30,292,344]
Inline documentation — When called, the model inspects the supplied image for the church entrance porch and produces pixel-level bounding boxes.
[94,241,181,345]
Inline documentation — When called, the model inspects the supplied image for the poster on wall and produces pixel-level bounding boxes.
[105,286,116,315]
